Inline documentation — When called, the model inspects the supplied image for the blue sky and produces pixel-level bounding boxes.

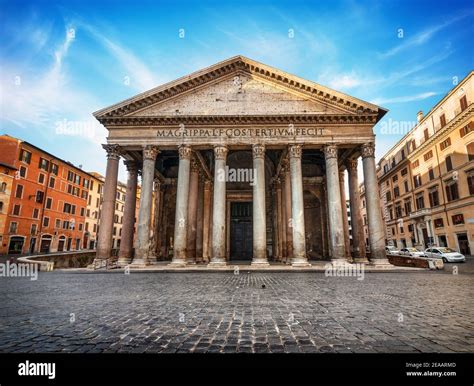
[1,0,473,181]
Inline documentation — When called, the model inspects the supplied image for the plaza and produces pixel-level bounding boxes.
[1,260,473,354]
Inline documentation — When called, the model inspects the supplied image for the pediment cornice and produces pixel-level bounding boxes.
[94,56,387,123]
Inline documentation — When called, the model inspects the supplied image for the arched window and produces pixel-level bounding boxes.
[467,142,474,162]
[0,182,6,192]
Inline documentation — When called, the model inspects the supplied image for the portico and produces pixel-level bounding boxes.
[93,56,390,268]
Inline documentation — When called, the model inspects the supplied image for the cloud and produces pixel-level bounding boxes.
[380,11,472,58]
[370,91,439,105]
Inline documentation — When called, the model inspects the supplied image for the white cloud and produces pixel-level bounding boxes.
[370,91,439,105]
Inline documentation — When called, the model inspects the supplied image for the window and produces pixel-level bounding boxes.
[75,175,81,185]
[424,128,429,140]
[83,179,89,189]
[401,149,406,160]
[12,204,21,215]
[408,224,414,232]
[412,160,419,169]
[415,194,425,210]
[55,219,61,228]
[45,197,52,209]
[440,137,451,151]
[50,163,58,175]
[64,203,72,213]
[39,158,49,171]
[445,156,453,172]
[386,191,392,202]
[36,190,44,204]
[0,182,6,192]
[49,177,55,188]
[428,168,435,181]
[401,168,408,176]
[460,95,468,111]
[32,208,39,219]
[9,222,18,233]
[445,182,459,202]
[404,180,409,193]
[424,150,433,161]
[78,223,83,231]
[392,174,398,182]
[43,217,49,227]
[467,143,474,162]
[395,205,402,218]
[452,214,464,225]
[80,207,85,216]
[434,218,444,228]
[15,184,23,198]
[428,188,439,207]
[460,122,473,137]
[413,175,422,188]
[394,186,400,198]
[19,149,32,164]
[440,114,446,128]
[19,166,27,178]
[38,173,45,184]
[404,200,412,215]
[63,220,70,229]
[468,174,474,195]
[383,164,389,174]
[81,190,88,199]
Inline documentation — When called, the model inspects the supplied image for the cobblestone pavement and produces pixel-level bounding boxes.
[1,259,473,353]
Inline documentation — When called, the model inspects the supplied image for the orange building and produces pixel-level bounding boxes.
[0,135,95,255]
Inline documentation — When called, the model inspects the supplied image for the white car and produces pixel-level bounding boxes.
[385,246,400,255]
[424,247,466,263]
[399,247,426,257]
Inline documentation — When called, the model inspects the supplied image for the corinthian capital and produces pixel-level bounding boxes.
[214,145,228,161]
[323,144,338,160]
[252,144,265,159]
[102,144,122,160]
[143,145,160,160]
[288,144,302,159]
[178,145,192,160]
[361,142,375,159]
[345,158,358,172]
[124,160,138,173]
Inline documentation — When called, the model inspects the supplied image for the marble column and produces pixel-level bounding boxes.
[283,161,293,263]
[280,173,287,262]
[362,142,390,264]
[202,180,212,262]
[288,145,309,266]
[186,159,200,264]
[251,144,269,266]
[346,158,367,262]
[339,170,351,258]
[209,145,228,266]
[324,144,346,261]
[276,178,283,262]
[132,145,159,265]
[96,144,121,261]
[118,160,138,266]
[150,179,162,259]
[170,145,192,266]
[196,175,204,263]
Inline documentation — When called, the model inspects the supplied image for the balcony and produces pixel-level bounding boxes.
[409,208,432,219]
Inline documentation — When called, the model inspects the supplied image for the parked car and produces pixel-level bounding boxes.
[399,247,426,257]
[424,247,466,263]
[385,246,400,255]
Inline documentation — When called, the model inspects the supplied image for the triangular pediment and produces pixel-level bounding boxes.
[94,55,387,122]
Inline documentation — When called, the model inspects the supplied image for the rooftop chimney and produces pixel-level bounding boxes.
[417,110,423,123]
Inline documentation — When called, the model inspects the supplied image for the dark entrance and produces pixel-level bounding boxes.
[457,233,471,255]
[230,202,253,261]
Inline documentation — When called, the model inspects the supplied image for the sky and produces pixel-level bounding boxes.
[0,0,473,182]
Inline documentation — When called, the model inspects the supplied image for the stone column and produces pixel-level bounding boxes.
[150,178,162,258]
[95,144,121,261]
[339,170,351,258]
[186,159,200,264]
[118,160,138,266]
[288,145,309,267]
[202,180,212,262]
[132,145,159,265]
[196,175,204,263]
[324,144,346,262]
[280,174,287,262]
[251,144,269,266]
[362,142,390,264]
[346,158,367,262]
[275,178,283,262]
[170,145,192,266]
[209,145,228,266]
[283,161,293,263]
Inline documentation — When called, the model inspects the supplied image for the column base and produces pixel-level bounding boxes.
[168,258,187,267]
[369,258,392,267]
[330,258,350,265]
[291,258,311,267]
[353,257,370,264]
[207,259,227,267]
[251,259,270,267]
[185,259,197,265]
[117,257,132,267]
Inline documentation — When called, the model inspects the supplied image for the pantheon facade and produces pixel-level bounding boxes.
[93,56,390,267]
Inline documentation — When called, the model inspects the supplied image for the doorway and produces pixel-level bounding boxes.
[230,202,253,261]
[457,233,471,255]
